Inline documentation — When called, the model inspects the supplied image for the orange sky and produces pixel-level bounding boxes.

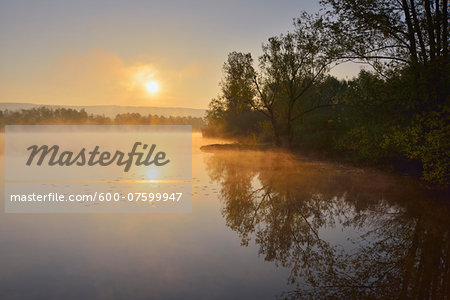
[0,0,363,109]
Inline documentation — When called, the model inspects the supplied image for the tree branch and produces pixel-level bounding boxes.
[292,104,335,121]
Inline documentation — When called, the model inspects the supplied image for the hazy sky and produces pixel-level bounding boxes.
[0,0,363,109]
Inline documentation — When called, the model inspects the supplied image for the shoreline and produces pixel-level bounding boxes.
[200,142,449,191]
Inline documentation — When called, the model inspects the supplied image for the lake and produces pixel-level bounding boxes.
[1,133,449,299]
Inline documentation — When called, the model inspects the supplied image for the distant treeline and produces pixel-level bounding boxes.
[0,107,204,130]
[204,0,449,185]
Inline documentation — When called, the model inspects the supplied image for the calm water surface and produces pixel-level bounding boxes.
[1,133,449,299]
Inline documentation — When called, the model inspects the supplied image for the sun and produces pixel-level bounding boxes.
[145,81,159,94]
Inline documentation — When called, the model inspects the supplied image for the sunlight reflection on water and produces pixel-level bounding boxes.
[0,132,449,299]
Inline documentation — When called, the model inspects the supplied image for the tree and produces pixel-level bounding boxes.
[321,0,449,184]
[203,52,264,137]
[321,0,449,103]
[206,13,338,147]
[254,13,339,147]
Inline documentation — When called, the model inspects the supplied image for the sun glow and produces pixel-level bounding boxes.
[145,81,159,94]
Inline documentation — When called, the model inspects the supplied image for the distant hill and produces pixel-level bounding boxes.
[0,103,206,118]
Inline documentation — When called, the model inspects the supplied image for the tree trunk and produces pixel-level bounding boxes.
[409,0,429,64]
[269,112,282,146]
[424,0,436,60]
[402,0,419,63]
[436,0,441,55]
[443,0,448,57]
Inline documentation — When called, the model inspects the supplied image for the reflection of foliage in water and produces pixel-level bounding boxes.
[205,151,450,299]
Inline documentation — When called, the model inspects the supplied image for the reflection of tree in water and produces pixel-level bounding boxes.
[205,151,450,299]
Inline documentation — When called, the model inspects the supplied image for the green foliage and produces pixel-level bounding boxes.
[292,76,347,152]
[202,52,265,137]
[204,15,337,147]
[205,1,449,184]
[386,109,450,184]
